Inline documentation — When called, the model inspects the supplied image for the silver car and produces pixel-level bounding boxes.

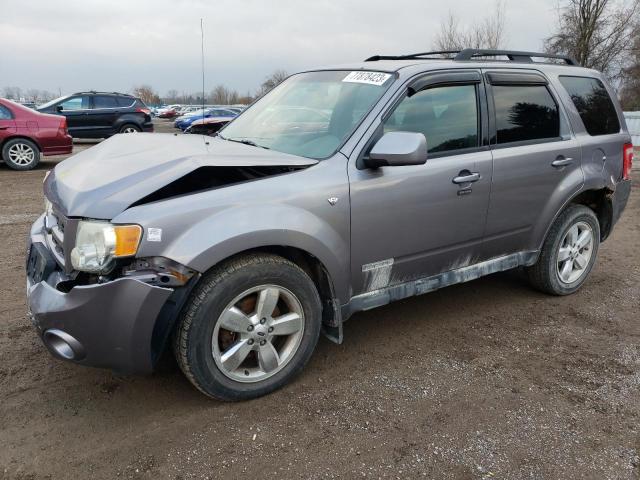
[26,49,633,400]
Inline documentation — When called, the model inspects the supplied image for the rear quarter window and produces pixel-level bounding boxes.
[117,97,136,108]
[0,105,13,119]
[559,76,620,136]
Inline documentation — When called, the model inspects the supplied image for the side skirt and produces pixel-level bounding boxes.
[342,251,538,321]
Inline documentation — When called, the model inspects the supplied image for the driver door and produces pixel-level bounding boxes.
[349,71,493,295]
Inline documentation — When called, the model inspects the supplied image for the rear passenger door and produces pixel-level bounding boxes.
[480,70,583,260]
[59,95,91,137]
[89,95,120,136]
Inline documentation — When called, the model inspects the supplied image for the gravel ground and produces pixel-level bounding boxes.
[1,122,639,479]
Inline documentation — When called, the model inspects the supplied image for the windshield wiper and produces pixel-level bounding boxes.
[219,135,270,150]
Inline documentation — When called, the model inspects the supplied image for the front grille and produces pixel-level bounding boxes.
[44,207,75,270]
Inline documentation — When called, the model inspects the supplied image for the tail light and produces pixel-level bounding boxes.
[137,107,151,115]
[623,143,633,180]
[58,117,68,135]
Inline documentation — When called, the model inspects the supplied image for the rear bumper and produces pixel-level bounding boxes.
[41,134,73,156]
[142,121,154,133]
[26,215,173,374]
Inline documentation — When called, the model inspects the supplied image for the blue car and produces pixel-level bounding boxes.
[174,108,237,130]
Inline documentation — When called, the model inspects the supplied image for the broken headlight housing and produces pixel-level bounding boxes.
[70,221,142,273]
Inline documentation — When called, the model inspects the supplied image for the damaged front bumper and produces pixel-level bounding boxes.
[26,215,175,374]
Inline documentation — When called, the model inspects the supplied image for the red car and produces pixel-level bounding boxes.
[0,98,72,170]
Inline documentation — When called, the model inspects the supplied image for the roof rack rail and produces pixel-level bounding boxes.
[454,49,578,65]
[365,50,459,62]
[365,49,579,66]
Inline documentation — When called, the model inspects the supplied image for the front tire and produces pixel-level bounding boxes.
[527,204,600,295]
[174,253,322,401]
[2,138,40,170]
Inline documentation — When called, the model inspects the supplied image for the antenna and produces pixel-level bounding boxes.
[200,18,205,121]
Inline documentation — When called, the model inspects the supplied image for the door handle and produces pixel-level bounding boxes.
[551,157,573,168]
[452,172,480,184]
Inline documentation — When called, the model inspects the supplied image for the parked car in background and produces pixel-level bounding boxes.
[156,105,182,118]
[174,107,237,130]
[37,92,153,138]
[184,116,231,135]
[0,98,72,170]
[176,105,200,116]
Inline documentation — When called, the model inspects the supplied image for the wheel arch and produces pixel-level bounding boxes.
[1,135,42,153]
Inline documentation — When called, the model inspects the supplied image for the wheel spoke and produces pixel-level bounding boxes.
[220,339,252,371]
[574,253,588,269]
[560,260,573,282]
[256,287,279,319]
[258,342,280,373]
[566,225,579,245]
[270,312,302,336]
[575,230,592,249]
[219,306,252,333]
[558,247,571,262]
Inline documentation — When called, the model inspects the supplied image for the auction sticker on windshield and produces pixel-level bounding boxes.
[343,71,392,86]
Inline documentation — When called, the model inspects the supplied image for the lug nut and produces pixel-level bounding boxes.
[268,327,274,333]
[248,339,254,345]
[260,318,266,324]
[247,325,254,332]
[260,340,266,346]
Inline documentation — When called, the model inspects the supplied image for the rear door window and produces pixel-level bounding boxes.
[92,96,119,109]
[384,84,479,153]
[559,76,620,136]
[492,85,560,144]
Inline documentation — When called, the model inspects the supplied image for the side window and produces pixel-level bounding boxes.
[384,85,479,153]
[0,105,13,119]
[60,96,89,111]
[93,96,119,109]
[492,85,560,144]
[117,97,135,108]
[559,76,620,136]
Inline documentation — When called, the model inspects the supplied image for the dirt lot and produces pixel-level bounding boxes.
[1,123,639,479]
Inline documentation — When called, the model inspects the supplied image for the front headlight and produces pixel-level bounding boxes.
[70,221,142,273]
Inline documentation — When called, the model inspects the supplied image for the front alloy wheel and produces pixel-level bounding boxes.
[213,285,305,382]
[174,253,322,401]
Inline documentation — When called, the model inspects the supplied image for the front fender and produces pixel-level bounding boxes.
[170,204,350,301]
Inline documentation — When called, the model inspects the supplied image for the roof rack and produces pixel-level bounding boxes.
[72,91,133,96]
[365,49,579,66]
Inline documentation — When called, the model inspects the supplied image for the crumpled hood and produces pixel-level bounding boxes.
[45,133,317,219]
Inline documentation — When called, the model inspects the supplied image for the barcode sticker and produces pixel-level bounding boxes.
[343,71,392,86]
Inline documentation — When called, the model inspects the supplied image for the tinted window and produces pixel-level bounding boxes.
[60,96,90,111]
[384,85,478,153]
[93,96,119,109]
[117,97,135,108]
[0,105,12,119]
[493,85,560,144]
[559,76,620,136]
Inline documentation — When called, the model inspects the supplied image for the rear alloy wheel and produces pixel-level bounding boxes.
[119,124,141,134]
[174,253,322,401]
[527,205,600,295]
[2,138,40,170]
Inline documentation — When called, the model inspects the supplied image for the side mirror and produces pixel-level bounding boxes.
[366,131,428,168]
[56,105,63,112]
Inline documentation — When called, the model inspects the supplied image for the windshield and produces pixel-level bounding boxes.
[220,70,394,159]
[37,96,67,110]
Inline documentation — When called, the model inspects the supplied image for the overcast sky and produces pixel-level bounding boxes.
[0,0,560,97]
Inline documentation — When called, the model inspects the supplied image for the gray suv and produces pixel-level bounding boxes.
[27,49,633,400]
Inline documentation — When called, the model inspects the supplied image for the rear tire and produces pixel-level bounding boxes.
[119,124,141,134]
[2,138,40,170]
[174,253,322,401]
[527,205,600,295]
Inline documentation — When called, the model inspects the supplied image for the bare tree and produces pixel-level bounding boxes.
[2,86,22,100]
[132,85,161,105]
[165,89,179,103]
[258,70,288,96]
[210,85,231,104]
[434,1,506,51]
[620,24,640,109]
[544,0,639,82]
